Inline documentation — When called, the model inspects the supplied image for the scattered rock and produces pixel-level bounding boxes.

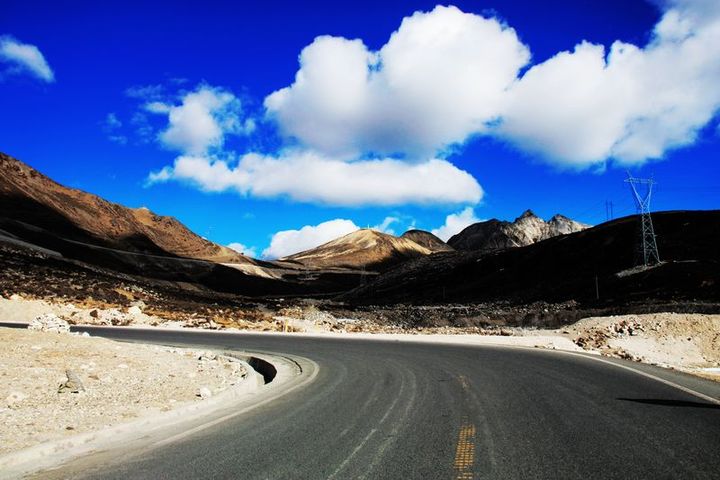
[28,313,70,334]
[58,370,85,393]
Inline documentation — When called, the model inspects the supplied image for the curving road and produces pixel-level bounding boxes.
[34,327,720,480]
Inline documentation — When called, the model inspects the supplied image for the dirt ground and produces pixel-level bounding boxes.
[0,327,248,455]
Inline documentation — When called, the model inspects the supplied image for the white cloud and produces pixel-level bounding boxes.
[265,6,529,159]
[147,151,482,206]
[499,0,720,166]
[227,242,257,258]
[431,207,480,241]
[146,1,720,208]
[262,219,360,259]
[158,86,250,155]
[266,1,720,168]
[371,216,399,235]
[0,36,54,82]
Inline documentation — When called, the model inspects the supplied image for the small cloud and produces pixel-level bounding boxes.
[125,84,165,100]
[101,113,127,145]
[107,135,128,145]
[157,86,249,155]
[227,242,257,257]
[431,207,481,241]
[0,35,54,82]
[371,216,399,235]
[130,112,154,143]
[144,101,171,114]
[104,112,122,129]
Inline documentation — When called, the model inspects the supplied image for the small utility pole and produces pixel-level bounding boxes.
[605,200,614,221]
[594,275,600,300]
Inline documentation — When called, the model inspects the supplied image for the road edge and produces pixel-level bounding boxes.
[0,346,317,480]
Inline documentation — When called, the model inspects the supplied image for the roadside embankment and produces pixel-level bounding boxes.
[0,325,251,457]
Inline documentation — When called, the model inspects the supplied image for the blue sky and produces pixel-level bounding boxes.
[1,1,718,258]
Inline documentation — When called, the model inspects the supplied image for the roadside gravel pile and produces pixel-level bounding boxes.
[0,326,248,455]
[567,313,720,371]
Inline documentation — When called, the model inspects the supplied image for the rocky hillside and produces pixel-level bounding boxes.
[0,152,249,263]
[448,210,589,252]
[283,229,446,271]
[341,210,720,307]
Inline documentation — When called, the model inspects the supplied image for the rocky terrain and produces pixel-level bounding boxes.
[0,322,249,455]
[448,209,588,252]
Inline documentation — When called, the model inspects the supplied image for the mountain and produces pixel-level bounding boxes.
[0,152,249,263]
[400,230,454,252]
[448,210,589,252]
[0,152,380,297]
[340,211,720,307]
[282,229,444,271]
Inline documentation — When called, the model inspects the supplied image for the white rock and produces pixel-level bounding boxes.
[6,391,26,407]
[28,313,70,334]
[98,309,130,326]
[197,387,212,399]
[117,364,129,369]
[127,306,143,317]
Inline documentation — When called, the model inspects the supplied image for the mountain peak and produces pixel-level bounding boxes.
[518,209,538,220]
[448,209,588,252]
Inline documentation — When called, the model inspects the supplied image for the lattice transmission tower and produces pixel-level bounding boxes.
[625,173,660,266]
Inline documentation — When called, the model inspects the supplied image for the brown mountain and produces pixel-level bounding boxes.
[0,152,249,263]
[282,229,443,271]
[400,230,454,252]
[448,209,589,252]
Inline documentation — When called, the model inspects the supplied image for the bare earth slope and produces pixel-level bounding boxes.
[0,152,249,263]
[448,209,589,252]
[400,230,454,252]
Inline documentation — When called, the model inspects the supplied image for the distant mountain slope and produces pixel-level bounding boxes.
[448,210,589,252]
[283,229,439,271]
[341,211,720,306]
[0,152,250,263]
[401,230,454,252]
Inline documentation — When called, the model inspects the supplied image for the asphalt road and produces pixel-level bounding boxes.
[34,328,720,480]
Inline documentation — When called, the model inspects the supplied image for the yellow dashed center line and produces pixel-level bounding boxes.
[454,375,476,479]
[454,420,476,480]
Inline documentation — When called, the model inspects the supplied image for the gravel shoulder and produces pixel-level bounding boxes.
[0,327,249,456]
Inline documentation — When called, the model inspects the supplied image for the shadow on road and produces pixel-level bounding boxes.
[617,398,720,410]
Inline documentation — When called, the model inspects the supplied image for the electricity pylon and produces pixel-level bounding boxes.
[625,173,660,266]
